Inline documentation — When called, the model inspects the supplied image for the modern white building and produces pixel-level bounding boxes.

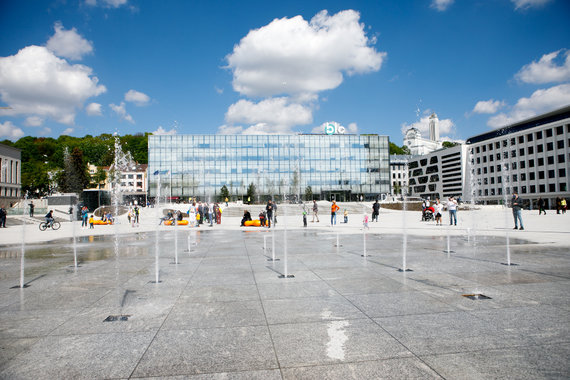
[407,144,469,201]
[0,143,21,207]
[466,105,570,207]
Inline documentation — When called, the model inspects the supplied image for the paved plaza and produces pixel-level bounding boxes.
[0,205,569,379]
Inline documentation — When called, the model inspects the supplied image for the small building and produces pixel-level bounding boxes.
[0,143,22,208]
[389,155,412,195]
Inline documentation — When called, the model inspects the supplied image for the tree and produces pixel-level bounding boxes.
[91,167,107,189]
[57,147,89,194]
[389,142,411,155]
[304,186,313,201]
[220,184,230,202]
[246,182,256,204]
[442,141,459,148]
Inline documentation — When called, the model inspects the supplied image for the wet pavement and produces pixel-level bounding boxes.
[0,229,569,379]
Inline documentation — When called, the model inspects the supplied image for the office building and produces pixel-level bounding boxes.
[0,143,21,207]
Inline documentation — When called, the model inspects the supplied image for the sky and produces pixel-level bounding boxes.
[1,0,569,145]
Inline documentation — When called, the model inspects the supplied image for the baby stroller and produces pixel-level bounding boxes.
[422,206,435,221]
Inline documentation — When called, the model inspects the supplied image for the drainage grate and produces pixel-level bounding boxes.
[462,294,492,300]
[104,315,131,322]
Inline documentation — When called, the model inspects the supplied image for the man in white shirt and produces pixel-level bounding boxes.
[447,196,458,225]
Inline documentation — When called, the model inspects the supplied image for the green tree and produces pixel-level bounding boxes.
[246,182,256,204]
[220,184,230,201]
[57,147,90,194]
[91,167,107,189]
[304,186,313,201]
[442,141,459,148]
[389,142,411,155]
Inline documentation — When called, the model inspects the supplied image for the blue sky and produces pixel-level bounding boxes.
[1,0,569,145]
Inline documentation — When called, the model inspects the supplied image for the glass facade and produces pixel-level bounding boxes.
[148,134,390,201]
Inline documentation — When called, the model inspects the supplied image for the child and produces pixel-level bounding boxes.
[363,214,369,229]
[344,209,348,223]
[89,215,94,229]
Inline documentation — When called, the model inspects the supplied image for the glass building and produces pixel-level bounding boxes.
[148,134,390,202]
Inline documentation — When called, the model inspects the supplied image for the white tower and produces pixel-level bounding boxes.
[429,113,439,142]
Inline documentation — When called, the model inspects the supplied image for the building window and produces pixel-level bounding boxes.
[528,146,534,154]
[511,162,517,170]
[527,133,533,142]
[537,145,544,153]
[520,161,526,169]
[490,154,494,162]
[495,142,500,149]
[547,142,554,151]
[556,126,564,135]
[511,150,516,157]
[547,156,554,165]
[559,168,566,177]
[518,136,524,144]
[548,170,555,178]
[521,186,527,194]
[490,177,495,184]
[510,138,516,145]
[561,183,568,191]
[539,184,545,193]
[549,183,556,192]
[503,140,508,147]
[512,174,518,182]
[557,140,564,149]
[482,145,486,152]
[529,172,535,180]
[536,131,543,139]
[539,171,545,179]
[559,154,565,163]
[530,185,536,193]
[519,148,525,156]
[538,157,544,166]
[476,147,480,153]
[521,173,526,181]
[490,166,495,173]
[546,128,553,137]
[483,167,488,174]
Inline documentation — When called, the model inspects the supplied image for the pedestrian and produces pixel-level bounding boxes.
[344,209,348,223]
[363,214,369,229]
[188,203,197,227]
[272,200,278,225]
[561,198,567,214]
[134,206,140,224]
[538,197,546,215]
[434,199,443,226]
[447,196,458,226]
[225,197,229,207]
[556,197,561,214]
[372,200,380,222]
[197,202,204,224]
[89,215,94,229]
[208,203,214,226]
[0,207,6,228]
[29,202,34,217]
[331,200,340,225]
[265,199,273,228]
[512,191,524,230]
[312,200,319,222]
[81,206,88,229]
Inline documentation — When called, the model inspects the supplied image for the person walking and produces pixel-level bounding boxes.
[265,199,273,228]
[29,202,34,217]
[561,198,567,214]
[208,203,214,227]
[331,200,340,225]
[538,197,546,215]
[434,199,443,226]
[81,206,88,229]
[372,200,380,222]
[447,196,458,225]
[312,200,319,222]
[271,200,278,225]
[512,191,524,230]
[0,207,6,228]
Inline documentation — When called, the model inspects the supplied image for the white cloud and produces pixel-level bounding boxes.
[217,125,245,135]
[431,0,454,12]
[472,99,506,114]
[224,98,312,134]
[347,122,358,133]
[0,45,106,125]
[152,126,177,135]
[86,102,102,116]
[515,49,570,84]
[24,116,44,127]
[46,22,93,61]
[39,127,52,136]
[511,0,552,10]
[400,113,454,136]
[226,10,385,98]
[487,83,570,128]
[62,128,74,135]
[0,121,25,140]
[109,102,134,123]
[124,89,150,106]
[86,0,128,8]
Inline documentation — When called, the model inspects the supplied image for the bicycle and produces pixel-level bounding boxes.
[39,220,61,231]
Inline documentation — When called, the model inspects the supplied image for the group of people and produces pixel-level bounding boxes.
[422,197,458,226]
[186,201,222,227]
[127,206,140,227]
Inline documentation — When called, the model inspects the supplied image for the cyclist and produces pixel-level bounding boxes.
[45,210,54,228]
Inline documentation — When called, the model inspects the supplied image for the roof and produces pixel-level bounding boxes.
[466,104,570,145]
